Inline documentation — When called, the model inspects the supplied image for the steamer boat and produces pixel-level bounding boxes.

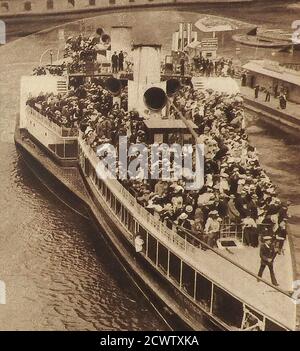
[14,26,299,331]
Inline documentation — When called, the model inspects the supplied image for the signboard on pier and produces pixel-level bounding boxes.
[201,38,218,51]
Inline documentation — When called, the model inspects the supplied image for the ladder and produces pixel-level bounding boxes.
[57,80,68,95]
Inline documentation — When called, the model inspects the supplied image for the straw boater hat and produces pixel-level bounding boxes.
[179,213,188,220]
[186,205,193,213]
[263,236,272,241]
[220,173,229,178]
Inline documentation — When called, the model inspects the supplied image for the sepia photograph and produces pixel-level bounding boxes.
[0,0,300,336]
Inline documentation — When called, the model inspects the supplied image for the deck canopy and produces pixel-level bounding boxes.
[143,118,198,144]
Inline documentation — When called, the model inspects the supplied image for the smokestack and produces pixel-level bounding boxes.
[132,44,162,85]
[179,22,184,51]
[187,23,192,45]
[128,44,166,115]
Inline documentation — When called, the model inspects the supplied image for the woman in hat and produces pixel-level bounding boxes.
[204,210,221,248]
[275,219,287,254]
[242,212,258,247]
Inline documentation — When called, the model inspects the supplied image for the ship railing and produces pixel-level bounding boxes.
[80,137,293,301]
[26,106,79,139]
[173,224,292,296]
[115,168,293,299]
[220,217,243,240]
[220,219,272,243]
[279,62,300,73]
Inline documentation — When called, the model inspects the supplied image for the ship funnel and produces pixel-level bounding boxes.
[128,44,167,115]
[166,79,181,96]
[179,22,184,51]
[187,23,192,45]
[105,77,122,96]
[143,87,167,111]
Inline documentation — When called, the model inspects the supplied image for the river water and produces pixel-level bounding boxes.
[0,16,169,332]
[0,7,300,330]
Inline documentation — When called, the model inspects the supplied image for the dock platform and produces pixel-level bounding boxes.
[240,84,300,138]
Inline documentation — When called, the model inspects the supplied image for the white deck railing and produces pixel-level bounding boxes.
[26,106,78,139]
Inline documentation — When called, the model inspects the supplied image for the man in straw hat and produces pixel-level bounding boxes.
[257,236,279,286]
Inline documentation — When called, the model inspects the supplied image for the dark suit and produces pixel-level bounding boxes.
[111,54,119,73]
[118,52,124,71]
[258,242,278,285]
[180,58,185,76]
[234,195,247,218]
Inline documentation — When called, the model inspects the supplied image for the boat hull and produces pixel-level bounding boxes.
[14,128,227,331]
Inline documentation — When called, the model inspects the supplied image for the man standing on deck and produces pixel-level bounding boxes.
[118,51,124,72]
[180,57,185,76]
[257,236,279,286]
[111,52,119,74]
[204,210,221,248]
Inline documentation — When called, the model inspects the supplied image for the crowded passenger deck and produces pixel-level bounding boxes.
[15,22,299,330]
[26,68,291,287]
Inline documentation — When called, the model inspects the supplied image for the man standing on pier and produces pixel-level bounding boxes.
[257,236,279,286]
[254,84,259,99]
[279,93,287,109]
[265,86,271,102]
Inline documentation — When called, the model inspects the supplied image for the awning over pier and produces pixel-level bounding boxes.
[243,61,300,87]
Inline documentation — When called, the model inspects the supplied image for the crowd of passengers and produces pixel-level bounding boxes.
[191,56,236,78]
[64,35,99,73]
[26,81,128,130]
[26,81,289,252]
[33,64,66,76]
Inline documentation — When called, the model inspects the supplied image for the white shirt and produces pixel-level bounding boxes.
[205,217,220,233]
[243,217,257,228]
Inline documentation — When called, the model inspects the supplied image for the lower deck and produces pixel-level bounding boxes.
[79,138,297,331]
[15,127,298,331]
[221,243,294,292]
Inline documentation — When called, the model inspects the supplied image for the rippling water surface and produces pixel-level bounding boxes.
[0,8,300,330]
